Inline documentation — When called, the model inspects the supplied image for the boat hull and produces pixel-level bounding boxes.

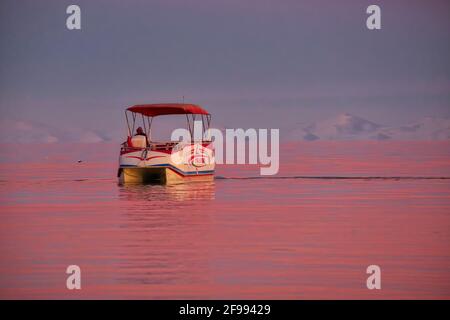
[118,142,215,185]
[118,166,214,184]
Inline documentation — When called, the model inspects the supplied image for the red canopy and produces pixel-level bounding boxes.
[127,103,209,117]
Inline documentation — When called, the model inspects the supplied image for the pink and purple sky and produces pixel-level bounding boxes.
[0,0,449,141]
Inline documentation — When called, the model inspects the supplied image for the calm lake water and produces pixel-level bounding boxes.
[0,141,449,299]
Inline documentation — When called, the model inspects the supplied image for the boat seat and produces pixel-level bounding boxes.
[130,135,147,148]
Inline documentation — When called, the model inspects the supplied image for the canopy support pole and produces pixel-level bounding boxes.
[147,117,153,141]
[131,113,137,134]
[125,111,131,137]
[186,114,193,140]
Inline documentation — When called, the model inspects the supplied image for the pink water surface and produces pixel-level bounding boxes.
[0,141,449,299]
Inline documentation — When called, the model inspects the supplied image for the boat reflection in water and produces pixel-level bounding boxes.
[118,180,216,203]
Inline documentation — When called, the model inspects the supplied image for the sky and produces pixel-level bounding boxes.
[0,0,449,140]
